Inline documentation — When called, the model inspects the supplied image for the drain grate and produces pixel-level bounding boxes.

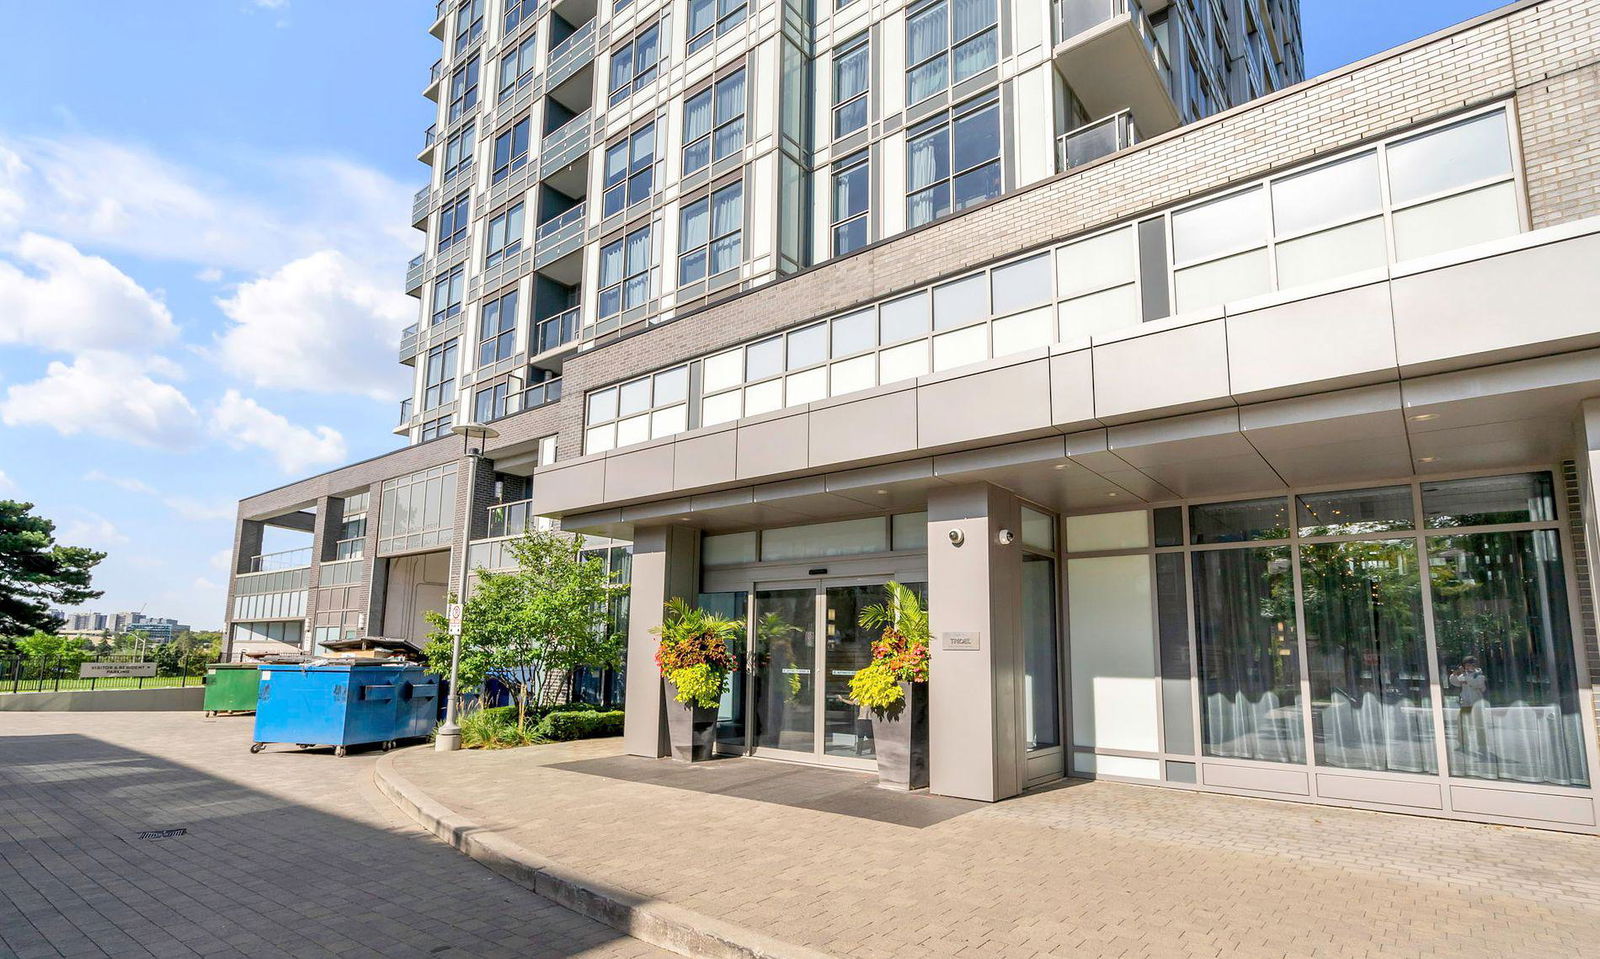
[136,828,188,841]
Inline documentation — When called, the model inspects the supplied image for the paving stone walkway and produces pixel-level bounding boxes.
[0,712,668,959]
[391,737,1600,959]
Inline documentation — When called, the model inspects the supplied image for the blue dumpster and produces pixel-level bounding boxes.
[250,663,438,756]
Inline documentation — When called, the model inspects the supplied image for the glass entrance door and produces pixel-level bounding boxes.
[752,588,816,754]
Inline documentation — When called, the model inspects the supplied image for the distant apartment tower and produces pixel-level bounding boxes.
[396,0,1302,443]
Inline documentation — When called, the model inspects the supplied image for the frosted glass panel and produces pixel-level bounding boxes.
[585,423,616,453]
[991,253,1052,315]
[1271,151,1381,237]
[743,378,783,416]
[703,531,758,565]
[1073,752,1162,780]
[932,324,987,371]
[616,412,651,447]
[1021,506,1054,550]
[1058,284,1138,340]
[1173,248,1270,312]
[1391,181,1519,261]
[761,517,888,561]
[1387,111,1512,206]
[650,403,687,438]
[1066,510,1148,551]
[1068,554,1160,752]
[702,389,742,425]
[1171,187,1267,264]
[991,307,1053,357]
[933,273,988,330]
[879,340,929,383]
[1057,226,1134,297]
[587,388,618,422]
[785,367,827,406]
[746,336,783,380]
[832,309,876,356]
[830,355,876,396]
[618,377,651,416]
[787,323,828,369]
[703,349,742,393]
[891,512,928,550]
[1274,217,1387,290]
[880,290,930,343]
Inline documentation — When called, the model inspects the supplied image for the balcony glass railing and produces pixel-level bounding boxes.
[1056,110,1139,172]
[547,20,595,74]
[519,377,563,411]
[534,308,579,354]
[334,537,365,561]
[398,397,414,426]
[423,124,437,150]
[248,547,313,573]
[535,203,586,243]
[1052,0,1124,42]
[486,498,556,539]
[429,59,442,84]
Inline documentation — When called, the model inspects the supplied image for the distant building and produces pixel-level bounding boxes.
[60,612,191,642]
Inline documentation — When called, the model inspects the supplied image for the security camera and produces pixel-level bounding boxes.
[947,528,965,547]
[996,528,1015,546]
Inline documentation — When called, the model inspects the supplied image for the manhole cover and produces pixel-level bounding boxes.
[136,828,188,841]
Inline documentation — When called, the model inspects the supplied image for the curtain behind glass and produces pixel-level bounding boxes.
[683,90,711,143]
[951,0,997,80]
[1429,530,1589,786]
[1193,546,1305,764]
[907,4,947,63]
[1302,540,1436,774]
[835,43,868,104]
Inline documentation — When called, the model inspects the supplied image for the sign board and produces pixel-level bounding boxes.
[941,631,982,651]
[79,662,158,679]
[447,602,464,637]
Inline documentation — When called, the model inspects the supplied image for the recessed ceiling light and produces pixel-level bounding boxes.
[1107,492,1119,497]
[1411,413,1438,422]
[1419,456,1437,463]
[875,489,888,494]
[1053,464,1068,470]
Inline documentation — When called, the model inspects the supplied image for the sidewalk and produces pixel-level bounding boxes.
[384,738,1600,959]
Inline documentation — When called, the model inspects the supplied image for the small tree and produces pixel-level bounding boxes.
[17,631,90,673]
[0,500,105,637]
[424,530,621,730]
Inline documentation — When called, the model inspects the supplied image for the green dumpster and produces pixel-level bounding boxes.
[203,664,260,716]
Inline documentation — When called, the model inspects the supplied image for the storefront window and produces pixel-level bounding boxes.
[701,590,749,752]
[1022,554,1060,750]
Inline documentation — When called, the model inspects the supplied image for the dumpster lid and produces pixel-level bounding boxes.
[317,635,424,660]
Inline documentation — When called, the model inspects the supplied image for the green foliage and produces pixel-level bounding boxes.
[455,702,624,748]
[153,630,223,677]
[17,630,90,667]
[848,661,905,712]
[424,529,622,727]
[651,598,742,708]
[0,500,105,638]
[855,581,931,685]
[535,708,624,741]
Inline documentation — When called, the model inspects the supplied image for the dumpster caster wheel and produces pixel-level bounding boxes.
[249,743,266,754]
[382,740,395,752]
[205,710,214,718]
[297,744,312,750]
[334,746,348,758]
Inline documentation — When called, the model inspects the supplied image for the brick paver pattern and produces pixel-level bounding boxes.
[393,738,1600,959]
[0,713,668,959]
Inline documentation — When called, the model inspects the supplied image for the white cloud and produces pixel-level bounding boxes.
[209,548,233,572]
[211,390,346,474]
[58,512,128,549]
[82,469,234,522]
[215,250,411,401]
[0,352,199,449]
[0,233,178,354]
[0,469,15,495]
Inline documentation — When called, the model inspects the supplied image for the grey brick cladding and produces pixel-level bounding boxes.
[235,0,1599,536]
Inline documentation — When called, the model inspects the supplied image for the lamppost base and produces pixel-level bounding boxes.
[435,724,462,751]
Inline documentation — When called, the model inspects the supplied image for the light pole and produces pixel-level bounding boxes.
[435,420,500,752]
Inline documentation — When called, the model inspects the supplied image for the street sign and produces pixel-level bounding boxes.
[80,662,157,679]
[447,602,463,637]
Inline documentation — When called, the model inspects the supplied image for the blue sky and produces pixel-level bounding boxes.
[0,0,1507,629]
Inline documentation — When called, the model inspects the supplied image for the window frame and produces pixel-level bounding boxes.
[437,191,471,252]
[448,57,480,122]
[476,288,519,367]
[598,223,654,321]
[687,0,748,55]
[491,117,532,184]
[485,202,526,269]
[831,151,871,257]
[603,122,658,218]
[677,179,744,287]
[682,69,746,176]
[422,339,460,411]
[905,92,1002,229]
[608,22,663,107]
[498,32,539,101]
[430,265,466,325]
[832,34,870,140]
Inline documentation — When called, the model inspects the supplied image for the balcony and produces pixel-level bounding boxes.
[399,323,422,364]
[333,537,365,561]
[1051,0,1180,137]
[541,109,592,172]
[521,376,563,411]
[405,254,428,296]
[395,398,415,435]
[486,498,557,539]
[424,58,443,100]
[248,547,313,573]
[411,186,433,227]
[430,0,448,38]
[533,308,580,356]
[546,20,596,89]
[1056,110,1140,172]
[418,124,438,163]
[534,202,586,267]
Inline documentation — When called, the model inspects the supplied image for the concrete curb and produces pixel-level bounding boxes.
[373,748,839,959]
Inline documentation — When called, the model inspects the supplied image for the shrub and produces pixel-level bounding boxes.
[535,709,625,741]
[651,598,743,708]
[852,582,931,715]
[848,662,904,712]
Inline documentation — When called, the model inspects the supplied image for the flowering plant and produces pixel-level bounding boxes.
[652,598,742,708]
[849,582,930,713]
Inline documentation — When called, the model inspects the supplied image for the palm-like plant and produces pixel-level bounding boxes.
[858,582,929,646]
[651,598,743,708]
[851,581,931,712]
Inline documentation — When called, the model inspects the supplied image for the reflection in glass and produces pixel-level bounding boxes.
[824,586,880,758]
[1296,486,1414,537]
[753,589,816,753]
[1192,546,1304,763]
[1428,530,1589,786]
[701,591,749,752]
[1190,497,1290,545]
[1422,472,1556,528]
[1156,553,1194,755]
[1022,556,1060,749]
[1303,540,1435,773]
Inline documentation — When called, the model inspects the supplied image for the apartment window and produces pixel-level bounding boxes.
[437,191,470,251]
[682,70,745,175]
[584,366,689,453]
[498,33,538,100]
[598,225,653,320]
[477,289,518,366]
[474,381,511,422]
[678,180,743,286]
[449,57,480,121]
[906,0,997,105]
[442,124,475,180]
[537,434,558,466]
[831,152,870,257]
[492,118,531,184]
[378,463,458,551]
[422,340,459,410]
[420,412,451,440]
[687,0,747,55]
[485,203,525,268]
[608,24,661,107]
[454,0,484,54]
[603,124,656,218]
[504,0,536,32]
[832,36,869,139]
[431,265,465,325]
[906,93,1000,228]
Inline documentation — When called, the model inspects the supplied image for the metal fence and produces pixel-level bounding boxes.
[1,656,201,694]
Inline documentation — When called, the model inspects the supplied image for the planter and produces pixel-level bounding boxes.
[663,679,718,762]
[870,681,929,790]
